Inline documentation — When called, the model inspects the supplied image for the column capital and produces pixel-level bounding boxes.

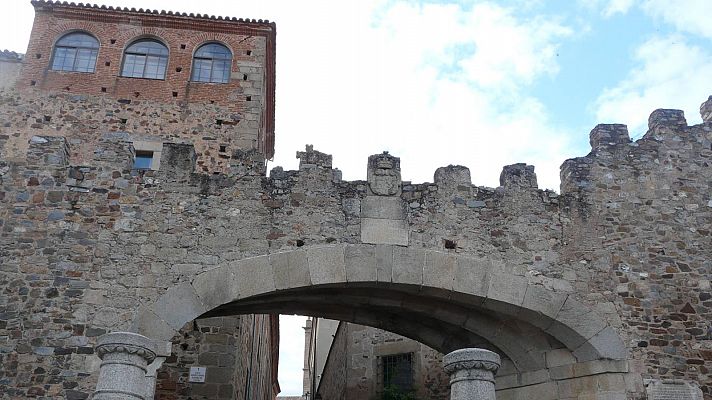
[96,332,157,364]
[93,332,160,400]
[443,348,501,376]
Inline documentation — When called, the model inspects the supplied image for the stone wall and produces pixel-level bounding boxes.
[1,88,711,398]
[155,315,276,400]
[0,88,263,174]
[315,322,450,400]
[560,110,712,392]
[0,89,278,398]
[0,51,23,90]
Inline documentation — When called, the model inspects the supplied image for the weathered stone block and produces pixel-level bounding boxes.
[344,244,376,282]
[360,196,405,220]
[423,251,455,290]
[270,250,311,290]
[452,255,491,300]
[192,267,238,310]
[392,246,424,285]
[520,285,568,330]
[360,217,409,246]
[545,348,576,368]
[546,297,607,351]
[375,245,393,282]
[572,326,628,362]
[485,272,528,315]
[149,283,207,331]
[230,256,276,298]
[129,306,178,341]
[307,245,346,285]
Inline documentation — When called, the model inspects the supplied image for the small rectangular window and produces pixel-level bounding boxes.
[382,353,414,396]
[133,151,154,170]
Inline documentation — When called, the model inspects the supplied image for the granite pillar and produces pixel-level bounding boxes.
[444,348,501,400]
[93,332,158,400]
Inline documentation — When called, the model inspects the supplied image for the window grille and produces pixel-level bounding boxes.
[382,353,414,395]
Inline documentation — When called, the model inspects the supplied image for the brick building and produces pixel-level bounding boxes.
[14,0,275,169]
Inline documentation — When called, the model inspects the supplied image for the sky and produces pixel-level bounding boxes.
[1,0,712,396]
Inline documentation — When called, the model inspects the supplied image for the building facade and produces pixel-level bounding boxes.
[1,1,712,400]
[1,1,279,399]
[307,319,450,400]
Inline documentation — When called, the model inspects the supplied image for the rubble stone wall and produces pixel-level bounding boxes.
[0,89,263,174]
[1,90,711,399]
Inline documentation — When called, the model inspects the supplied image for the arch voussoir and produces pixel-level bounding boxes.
[392,246,425,285]
[423,250,456,291]
[150,282,208,331]
[270,249,311,290]
[230,255,277,298]
[545,296,608,350]
[191,265,238,310]
[130,246,627,366]
[344,244,377,282]
[130,305,179,341]
[306,245,347,285]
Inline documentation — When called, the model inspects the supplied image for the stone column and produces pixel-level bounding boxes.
[93,332,158,400]
[443,348,501,400]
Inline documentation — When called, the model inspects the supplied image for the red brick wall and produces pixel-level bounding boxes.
[19,0,275,158]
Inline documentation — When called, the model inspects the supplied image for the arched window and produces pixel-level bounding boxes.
[191,43,232,83]
[51,32,99,72]
[121,39,169,80]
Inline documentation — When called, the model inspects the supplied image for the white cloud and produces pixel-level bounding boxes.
[594,35,712,134]
[642,0,712,39]
[269,1,574,190]
[577,0,635,17]
[581,0,712,37]
[603,0,636,16]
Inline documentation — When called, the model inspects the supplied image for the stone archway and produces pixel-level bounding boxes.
[93,244,630,400]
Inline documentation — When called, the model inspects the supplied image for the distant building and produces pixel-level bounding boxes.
[305,318,450,400]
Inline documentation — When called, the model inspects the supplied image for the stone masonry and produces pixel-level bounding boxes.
[314,321,450,400]
[1,2,712,399]
[1,2,279,399]
[1,90,711,399]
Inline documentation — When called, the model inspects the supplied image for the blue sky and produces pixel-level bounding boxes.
[1,0,711,396]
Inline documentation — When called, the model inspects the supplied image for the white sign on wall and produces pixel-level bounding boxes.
[188,366,206,383]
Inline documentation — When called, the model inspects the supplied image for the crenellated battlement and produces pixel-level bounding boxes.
[561,97,712,198]
[3,88,712,399]
[12,95,712,210]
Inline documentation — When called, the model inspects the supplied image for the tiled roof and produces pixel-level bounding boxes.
[30,0,272,25]
[0,50,24,61]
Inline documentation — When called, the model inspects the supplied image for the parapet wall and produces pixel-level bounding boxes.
[0,51,23,90]
[1,92,711,398]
